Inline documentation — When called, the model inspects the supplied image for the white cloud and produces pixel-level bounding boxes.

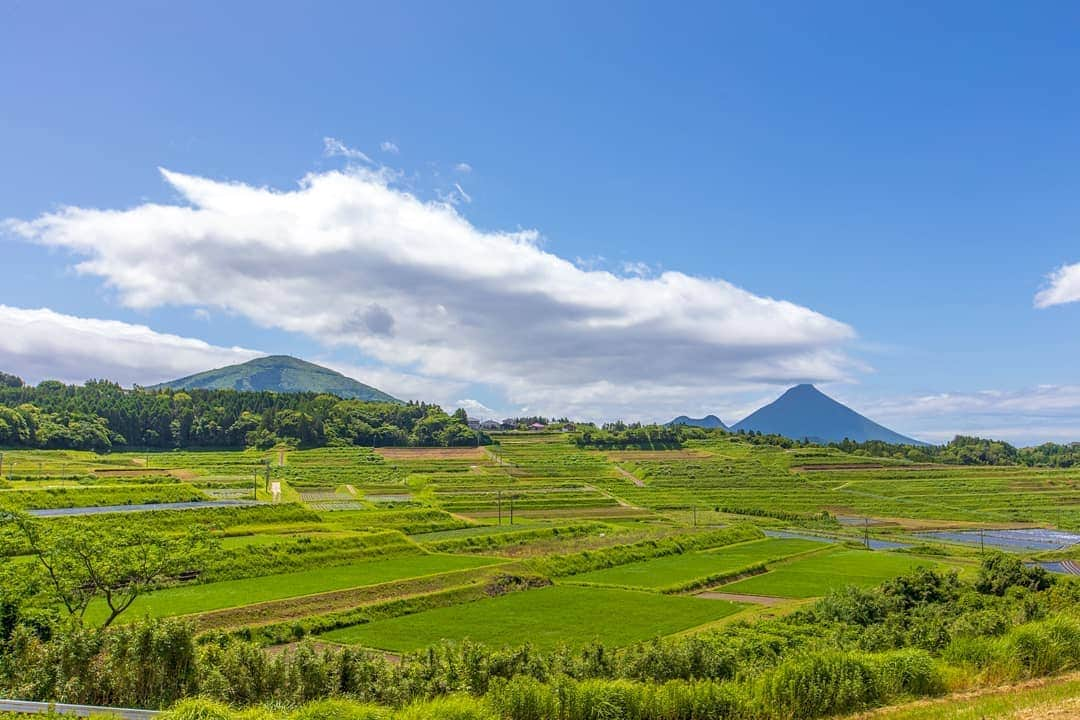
[380,141,400,154]
[454,398,498,418]
[455,162,472,174]
[0,305,261,386]
[323,137,373,164]
[621,261,653,277]
[6,166,857,418]
[844,385,1080,446]
[317,360,468,408]
[1035,262,1080,308]
[452,182,472,204]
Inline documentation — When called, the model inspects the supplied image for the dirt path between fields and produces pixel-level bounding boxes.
[695,591,787,605]
[614,465,645,487]
[847,671,1080,718]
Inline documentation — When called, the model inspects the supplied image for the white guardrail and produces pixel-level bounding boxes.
[0,699,160,719]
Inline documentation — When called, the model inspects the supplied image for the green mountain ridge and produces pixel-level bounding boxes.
[149,355,401,403]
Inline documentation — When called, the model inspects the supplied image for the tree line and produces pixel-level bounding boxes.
[0,376,490,450]
[577,420,1080,467]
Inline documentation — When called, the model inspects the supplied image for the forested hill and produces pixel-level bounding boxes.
[0,376,487,451]
[150,355,400,403]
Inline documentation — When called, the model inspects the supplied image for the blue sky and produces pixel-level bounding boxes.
[2,1,1080,444]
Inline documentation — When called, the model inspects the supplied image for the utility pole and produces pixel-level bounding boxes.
[692,505,697,527]
[497,490,503,525]
[509,495,515,525]
[980,528,985,555]
[0,452,4,477]
[864,518,870,550]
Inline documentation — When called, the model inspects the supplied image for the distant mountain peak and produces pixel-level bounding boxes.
[150,355,401,403]
[732,385,923,445]
[667,414,729,430]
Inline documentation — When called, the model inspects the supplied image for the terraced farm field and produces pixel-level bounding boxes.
[718,547,954,598]
[1,431,1078,720]
[83,552,503,623]
[567,537,826,590]
[321,584,743,651]
[603,437,1080,529]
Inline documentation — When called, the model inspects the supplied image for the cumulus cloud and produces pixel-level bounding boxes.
[380,141,400,154]
[0,305,261,385]
[5,166,857,418]
[844,385,1080,446]
[454,162,472,174]
[1034,262,1080,308]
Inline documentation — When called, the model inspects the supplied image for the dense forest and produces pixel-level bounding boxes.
[0,374,489,450]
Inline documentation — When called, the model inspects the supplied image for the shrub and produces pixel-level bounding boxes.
[394,695,496,720]
[871,649,944,698]
[762,652,879,718]
[161,698,236,720]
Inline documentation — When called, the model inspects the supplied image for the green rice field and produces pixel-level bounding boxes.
[321,584,744,651]
[84,553,504,623]
[718,548,952,598]
[567,537,825,589]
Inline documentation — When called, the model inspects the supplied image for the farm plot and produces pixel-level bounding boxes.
[567,537,826,591]
[297,488,367,511]
[718,548,949,598]
[0,482,208,510]
[321,585,743,651]
[601,439,1080,528]
[83,553,505,624]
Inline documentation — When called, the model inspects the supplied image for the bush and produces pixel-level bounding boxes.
[975,553,1054,596]
[1000,615,1080,678]
[289,698,387,720]
[394,695,496,720]
[872,649,944,698]
[762,652,879,718]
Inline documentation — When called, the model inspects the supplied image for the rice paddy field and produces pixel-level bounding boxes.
[320,585,744,651]
[718,547,957,598]
[1,432,1076,656]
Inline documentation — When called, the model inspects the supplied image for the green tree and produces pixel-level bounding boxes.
[0,510,215,627]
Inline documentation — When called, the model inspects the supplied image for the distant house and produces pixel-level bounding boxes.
[562,422,577,432]
[480,420,501,431]
[529,422,546,431]
[466,418,481,430]
[500,419,517,430]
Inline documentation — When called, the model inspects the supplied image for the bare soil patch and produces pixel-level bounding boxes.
[93,467,171,476]
[376,447,487,460]
[462,506,654,520]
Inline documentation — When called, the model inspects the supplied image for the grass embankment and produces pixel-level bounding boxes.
[322,584,743,651]
[849,672,1080,719]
